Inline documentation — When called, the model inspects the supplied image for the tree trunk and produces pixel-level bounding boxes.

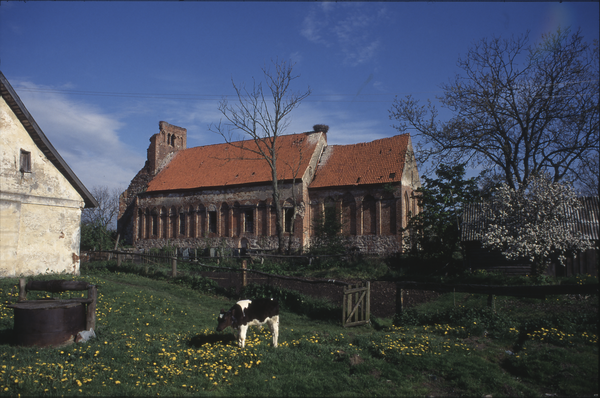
[271,175,285,254]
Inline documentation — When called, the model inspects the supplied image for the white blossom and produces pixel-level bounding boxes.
[480,174,594,275]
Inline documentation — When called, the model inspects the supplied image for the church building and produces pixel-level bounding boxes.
[118,122,421,254]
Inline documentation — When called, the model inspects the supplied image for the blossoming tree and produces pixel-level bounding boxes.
[481,174,594,276]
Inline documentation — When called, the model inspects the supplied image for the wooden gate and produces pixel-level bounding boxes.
[342,281,370,327]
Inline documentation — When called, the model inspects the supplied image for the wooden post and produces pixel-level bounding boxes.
[171,257,177,278]
[117,253,122,267]
[242,259,247,288]
[395,283,404,317]
[19,278,27,301]
[365,281,370,323]
[487,294,496,312]
[86,285,97,331]
[342,285,347,326]
[347,287,353,324]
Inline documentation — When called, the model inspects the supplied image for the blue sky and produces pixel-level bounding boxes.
[1,1,598,192]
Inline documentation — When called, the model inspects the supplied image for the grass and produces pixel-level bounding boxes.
[0,267,597,397]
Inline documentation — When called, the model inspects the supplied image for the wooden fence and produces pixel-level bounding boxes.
[395,281,599,314]
[342,282,370,327]
[84,250,599,324]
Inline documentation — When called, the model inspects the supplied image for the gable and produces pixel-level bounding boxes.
[146,132,325,192]
[0,72,97,208]
[0,97,83,204]
[309,134,413,188]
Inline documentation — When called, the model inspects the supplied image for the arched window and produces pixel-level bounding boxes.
[170,206,177,238]
[161,207,168,238]
[381,193,396,235]
[207,204,217,234]
[283,199,295,233]
[404,192,410,228]
[258,201,268,236]
[151,208,159,237]
[244,207,254,233]
[137,209,144,240]
[220,203,230,237]
[363,195,376,235]
[188,206,196,238]
[145,209,151,239]
[342,193,356,235]
[179,209,186,236]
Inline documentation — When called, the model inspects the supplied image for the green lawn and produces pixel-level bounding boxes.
[0,268,597,397]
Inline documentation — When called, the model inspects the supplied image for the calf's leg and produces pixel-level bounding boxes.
[238,325,248,348]
[269,316,279,348]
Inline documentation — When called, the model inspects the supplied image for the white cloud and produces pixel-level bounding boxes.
[281,101,390,146]
[14,81,143,192]
[301,3,386,66]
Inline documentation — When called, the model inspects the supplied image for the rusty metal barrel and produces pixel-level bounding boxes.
[7,279,97,348]
[9,300,88,347]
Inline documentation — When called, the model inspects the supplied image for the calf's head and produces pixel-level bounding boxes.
[216,308,235,332]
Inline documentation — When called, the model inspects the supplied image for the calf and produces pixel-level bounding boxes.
[216,298,279,348]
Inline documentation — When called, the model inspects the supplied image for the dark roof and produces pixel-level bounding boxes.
[461,196,599,242]
[309,134,411,188]
[0,71,98,208]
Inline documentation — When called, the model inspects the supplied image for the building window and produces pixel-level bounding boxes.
[137,210,144,239]
[20,150,31,173]
[244,209,254,233]
[284,208,294,233]
[152,214,158,236]
[179,212,186,236]
[404,192,410,227]
[208,211,217,233]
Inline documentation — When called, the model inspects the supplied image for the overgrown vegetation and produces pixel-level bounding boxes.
[0,265,596,397]
[80,222,118,251]
[404,164,480,271]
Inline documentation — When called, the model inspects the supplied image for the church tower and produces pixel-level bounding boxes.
[147,121,187,175]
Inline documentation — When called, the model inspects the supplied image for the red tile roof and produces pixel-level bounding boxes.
[146,132,323,192]
[309,134,411,188]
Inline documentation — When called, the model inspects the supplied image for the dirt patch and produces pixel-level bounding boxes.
[349,354,364,366]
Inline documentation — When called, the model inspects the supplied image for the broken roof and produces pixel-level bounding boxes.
[146,132,324,192]
[309,134,411,188]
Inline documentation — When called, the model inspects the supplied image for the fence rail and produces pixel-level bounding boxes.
[395,281,599,314]
[83,250,598,324]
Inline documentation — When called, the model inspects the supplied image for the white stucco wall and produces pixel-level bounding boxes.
[0,97,85,277]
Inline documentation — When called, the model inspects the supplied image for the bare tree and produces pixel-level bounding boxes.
[283,135,307,254]
[82,185,121,230]
[574,151,599,196]
[390,29,599,191]
[210,60,311,253]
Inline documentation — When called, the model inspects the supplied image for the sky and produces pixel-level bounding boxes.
[1,1,598,194]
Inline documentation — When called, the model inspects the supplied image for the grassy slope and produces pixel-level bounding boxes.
[0,269,597,397]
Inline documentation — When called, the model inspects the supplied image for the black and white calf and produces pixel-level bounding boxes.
[216,298,279,348]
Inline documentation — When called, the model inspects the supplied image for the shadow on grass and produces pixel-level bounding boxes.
[0,328,16,346]
[189,332,237,347]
